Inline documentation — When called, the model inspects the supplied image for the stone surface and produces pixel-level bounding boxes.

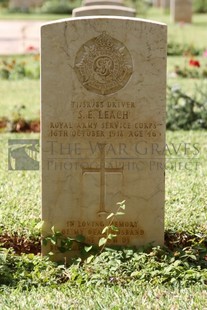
[72,5,136,17]
[41,16,167,261]
[83,0,125,6]
[171,0,192,23]
[161,0,170,9]
[153,0,161,7]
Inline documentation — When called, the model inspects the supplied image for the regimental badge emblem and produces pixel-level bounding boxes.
[74,32,133,95]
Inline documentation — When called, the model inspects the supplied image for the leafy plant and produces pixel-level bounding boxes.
[98,200,126,251]
[167,41,204,56]
[0,0,8,8]
[0,105,40,133]
[167,82,207,130]
[0,56,40,80]
[193,0,207,13]
[43,201,126,257]
[43,226,85,254]
[40,0,80,14]
[1,230,207,289]
[0,247,63,288]
[173,64,207,79]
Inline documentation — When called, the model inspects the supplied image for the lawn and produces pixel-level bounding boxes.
[0,5,207,309]
[147,9,207,49]
[1,284,207,309]
[1,131,207,236]
[0,132,207,308]
[0,80,40,119]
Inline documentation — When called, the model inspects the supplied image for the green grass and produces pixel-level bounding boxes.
[165,131,207,233]
[0,133,40,236]
[0,54,40,119]
[0,8,207,308]
[0,8,69,21]
[1,284,207,309]
[0,132,207,304]
[1,131,207,237]
[145,9,207,49]
[0,80,40,120]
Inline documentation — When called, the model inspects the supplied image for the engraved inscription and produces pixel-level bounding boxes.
[82,143,123,214]
[74,32,133,95]
[48,99,162,139]
[61,220,145,245]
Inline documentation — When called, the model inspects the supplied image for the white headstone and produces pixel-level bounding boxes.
[83,0,125,6]
[153,0,161,7]
[161,0,170,9]
[41,16,167,261]
[171,0,192,23]
[72,5,136,17]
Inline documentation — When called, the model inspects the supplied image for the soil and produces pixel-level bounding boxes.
[0,233,41,255]
[0,231,206,256]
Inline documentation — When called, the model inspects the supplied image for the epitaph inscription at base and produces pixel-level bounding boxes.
[41,17,167,261]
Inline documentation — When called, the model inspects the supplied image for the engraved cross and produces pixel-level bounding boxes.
[82,143,123,214]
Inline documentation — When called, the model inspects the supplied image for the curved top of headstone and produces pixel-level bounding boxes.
[83,0,125,6]
[72,5,136,17]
